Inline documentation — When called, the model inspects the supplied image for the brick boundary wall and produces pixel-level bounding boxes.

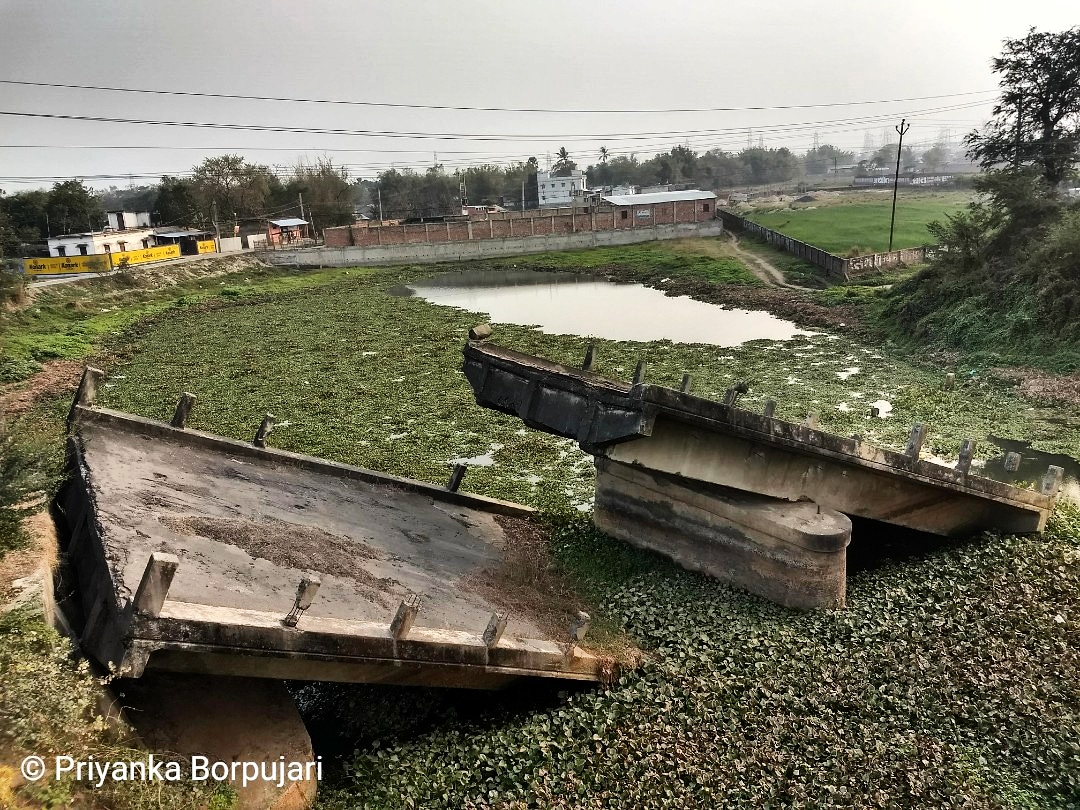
[719,210,937,280]
[326,200,713,249]
[264,220,724,269]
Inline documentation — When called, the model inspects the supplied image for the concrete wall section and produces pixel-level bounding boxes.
[270,221,724,268]
[846,245,933,275]
[593,458,851,609]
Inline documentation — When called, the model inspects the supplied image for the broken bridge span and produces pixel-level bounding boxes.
[462,338,1064,609]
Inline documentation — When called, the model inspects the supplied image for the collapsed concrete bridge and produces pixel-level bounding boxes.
[57,368,609,690]
[462,339,1064,609]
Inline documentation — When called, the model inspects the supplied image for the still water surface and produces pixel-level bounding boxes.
[391,270,812,346]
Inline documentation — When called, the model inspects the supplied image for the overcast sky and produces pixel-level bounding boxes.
[0,0,1076,193]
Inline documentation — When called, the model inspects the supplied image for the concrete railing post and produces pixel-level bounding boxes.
[905,424,927,459]
[67,366,104,427]
[1004,452,1021,472]
[482,611,507,647]
[570,611,591,642]
[283,576,321,628]
[632,360,647,385]
[170,392,197,429]
[446,463,467,492]
[957,439,976,475]
[763,400,776,418]
[680,374,692,394]
[133,552,180,618]
[582,344,596,372]
[390,594,421,640]
[1041,466,1065,497]
[254,414,276,448]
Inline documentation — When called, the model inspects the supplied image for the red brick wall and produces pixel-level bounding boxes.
[321,199,716,247]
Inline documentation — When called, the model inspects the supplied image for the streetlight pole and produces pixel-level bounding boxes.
[888,118,910,253]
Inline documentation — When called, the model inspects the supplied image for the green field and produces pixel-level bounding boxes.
[3,245,1080,808]
[746,191,972,255]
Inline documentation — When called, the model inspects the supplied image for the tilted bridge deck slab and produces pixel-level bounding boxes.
[59,404,603,688]
[463,341,1056,536]
[462,341,1060,608]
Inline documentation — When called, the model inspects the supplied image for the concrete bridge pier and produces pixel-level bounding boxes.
[593,458,851,609]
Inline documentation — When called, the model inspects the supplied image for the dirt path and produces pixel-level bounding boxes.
[725,233,813,290]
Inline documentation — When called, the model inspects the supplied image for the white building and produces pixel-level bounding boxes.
[537,170,587,208]
[47,211,157,257]
[108,211,152,230]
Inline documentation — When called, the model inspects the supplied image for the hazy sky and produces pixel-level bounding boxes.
[0,0,1076,193]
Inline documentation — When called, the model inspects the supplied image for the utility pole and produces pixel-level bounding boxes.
[521,178,526,212]
[298,193,305,222]
[377,185,383,222]
[211,201,220,245]
[888,118,910,253]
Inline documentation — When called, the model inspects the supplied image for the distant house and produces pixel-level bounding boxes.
[266,218,310,246]
[537,170,587,208]
[47,210,157,257]
[599,189,717,225]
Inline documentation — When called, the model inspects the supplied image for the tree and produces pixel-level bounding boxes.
[599,147,609,164]
[46,180,104,234]
[191,154,273,223]
[738,148,799,184]
[805,144,855,175]
[552,147,576,177]
[154,176,201,227]
[965,26,1080,186]
[921,145,949,173]
[281,158,354,229]
[0,190,49,242]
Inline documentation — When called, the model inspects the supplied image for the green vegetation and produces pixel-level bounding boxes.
[877,26,1080,374]
[745,192,971,254]
[882,173,1080,373]
[2,235,1079,807]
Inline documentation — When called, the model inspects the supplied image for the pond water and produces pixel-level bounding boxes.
[390,270,812,346]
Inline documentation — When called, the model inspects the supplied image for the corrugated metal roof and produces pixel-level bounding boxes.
[269,218,309,227]
[601,190,717,206]
[155,229,211,238]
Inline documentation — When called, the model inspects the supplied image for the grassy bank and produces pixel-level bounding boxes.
[2,242,1079,807]
[745,191,971,254]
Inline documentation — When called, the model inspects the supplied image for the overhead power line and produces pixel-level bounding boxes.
[0,101,989,142]
[0,79,998,114]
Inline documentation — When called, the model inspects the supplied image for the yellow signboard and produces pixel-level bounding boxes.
[22,255,111,276]
[25,244,183,276]
[196,239,216,254]
[110,244,181,267]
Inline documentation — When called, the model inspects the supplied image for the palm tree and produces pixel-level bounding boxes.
[599,147,609,164]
